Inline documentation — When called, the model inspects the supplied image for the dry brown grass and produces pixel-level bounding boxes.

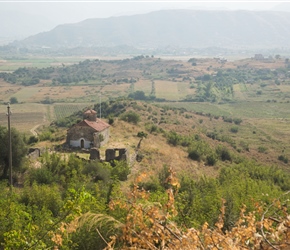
[104,110,219,181]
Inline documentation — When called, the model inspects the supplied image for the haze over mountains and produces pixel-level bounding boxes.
[11,9,290,51]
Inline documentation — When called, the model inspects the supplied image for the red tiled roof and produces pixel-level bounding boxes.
[75,119,110,132]
[84,109,97,114]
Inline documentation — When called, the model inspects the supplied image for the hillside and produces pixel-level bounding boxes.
[12,10,290,50]
[28,98,289,178]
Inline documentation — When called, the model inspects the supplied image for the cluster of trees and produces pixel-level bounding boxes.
[0,57,164,87]
[0,151,131,249]
[188,67,290,102]
[128,90,165,102]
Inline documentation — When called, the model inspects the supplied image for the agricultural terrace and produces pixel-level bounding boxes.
[54,103,90,120]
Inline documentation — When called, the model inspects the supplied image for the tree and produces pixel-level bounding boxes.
[0,126,27,179]
[9,97,18,104]
[128,91,146,100]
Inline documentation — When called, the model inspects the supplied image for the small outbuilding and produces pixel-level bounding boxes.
[66,109,110,149]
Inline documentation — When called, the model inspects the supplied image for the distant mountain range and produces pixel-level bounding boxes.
[11,9,290,50]
[0,10,57,42]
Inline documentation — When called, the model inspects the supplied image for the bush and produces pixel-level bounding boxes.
[230,126,239,133]
[223,116,233,123]
[278,155,288,163]
[28,135,38,144]
[206,153,218,166]
[108,116,114,125]
[146,124,158,133]
[258,146,267,153]
[120,111,140,124]
[27,168,54,185]
[188,141,210,162]
[167,131,181,146]
[83,162,111,183]
[39,131,52,141]
[137,177,162,192]
[216,145,232,162]
[111,160,130,181]
[20,183,63,216]
[233,118,242,125]
[137,131,148,138]
[9,97,18,104]
[188,148,202,161]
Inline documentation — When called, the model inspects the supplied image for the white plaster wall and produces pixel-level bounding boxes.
[70,138,92,149]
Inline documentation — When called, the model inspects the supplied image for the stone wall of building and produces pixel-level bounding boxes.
[105,148,128,162]
[93,128,110,148]
[67,126,96,148]
[67,126,95,142]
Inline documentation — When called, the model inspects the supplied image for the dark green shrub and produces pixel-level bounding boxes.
[120,111,140,124]
[27,168,54,185]
[28,135,38,144]
[233,118,242,125]
[188,141,210,162]
[9,97,18,104]
[167,131,181,146]
[223,116,233,123]
[230,126,239,133]
[137,131,148,138]
[188,149,202,161]
[108,116,114,125]
[216,146,232,162]
[206,153,218,166]
[278,155,288,163]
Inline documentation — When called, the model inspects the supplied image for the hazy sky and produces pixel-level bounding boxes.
[0,1,285,25]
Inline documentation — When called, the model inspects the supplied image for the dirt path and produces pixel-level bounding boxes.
[30,124,40,136]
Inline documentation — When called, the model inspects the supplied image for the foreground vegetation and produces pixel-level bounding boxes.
[1,150,290,249]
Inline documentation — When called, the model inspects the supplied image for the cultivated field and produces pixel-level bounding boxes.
[0,103,49,134]
[54,103,90,120]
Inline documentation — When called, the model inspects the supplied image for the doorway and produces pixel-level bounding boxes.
[80,139,85,148]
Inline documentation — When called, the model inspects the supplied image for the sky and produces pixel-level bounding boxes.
[0,1,286,25]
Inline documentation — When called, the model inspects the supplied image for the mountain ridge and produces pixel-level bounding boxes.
[12,9,290,50]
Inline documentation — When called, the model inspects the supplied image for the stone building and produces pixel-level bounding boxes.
[66,109,110,149]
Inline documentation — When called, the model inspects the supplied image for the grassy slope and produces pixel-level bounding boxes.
[92,101,290,181]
